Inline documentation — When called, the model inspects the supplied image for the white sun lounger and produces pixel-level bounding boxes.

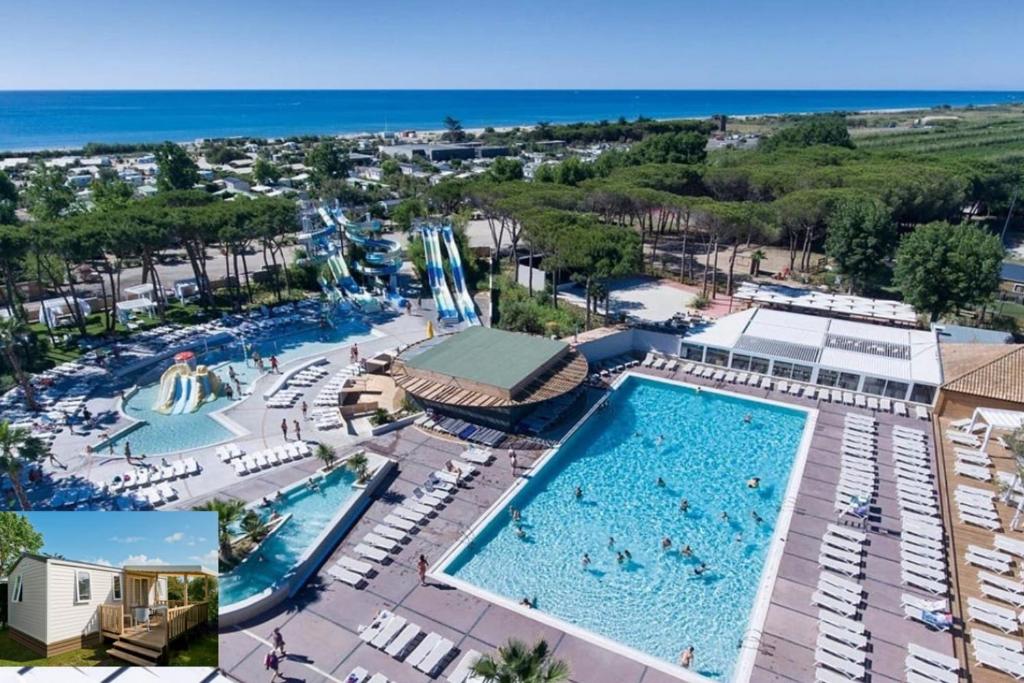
[383,515,417,532]
[373,524,407,542]
[969,603,1019,634]
[448,649,483,683]
[406,632,443,667]
[363,533,400,551]
[354,543,389,563]
[392,507,427,523]
[370,615,408,649]
[972,642,1024,679]
[358,610,394,643]
[956,462,992,481]
[967,546,1013,574]
[819,621,867,649]
[327,565,364,587]
[462,448,492,464]
[995,535,1024,558]
[893,402,907,416]
[344,667,369,683]
[416,636,454,674]
[385,622,422,657]
[907,643,960,675]
[826,524,867,544]
[981,583,1024,608]
[816,638,866,672]
[812,590,858,617]
[337,556,374,575]
[956,450,992,467]
[973,626,1024,653]
[960,510,1001,531]
[915,405,929,420]
[901,571,946,594]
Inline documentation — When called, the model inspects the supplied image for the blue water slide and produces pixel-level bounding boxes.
[420,226,459,323]
[171,377,191,415]
[440,225,481,326]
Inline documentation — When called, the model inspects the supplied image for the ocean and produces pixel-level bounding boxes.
[0,90,1021,152]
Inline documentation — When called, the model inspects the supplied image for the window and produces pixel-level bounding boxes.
[771,361,793,379]
[11,575,23,602]
[837,372,860,390]
[75,570,91,602]
[112,575,122,601]
[791,364,813,382]
[817,369,838,387]
[680,344,704,361]
[910,384,936,405]
[705,348,730,366]
[862,377,887,396]
[730,354,751,371]
[749,357,770,374]
[883,381,909,399]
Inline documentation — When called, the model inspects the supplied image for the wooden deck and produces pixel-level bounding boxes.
[935,412,1020,683]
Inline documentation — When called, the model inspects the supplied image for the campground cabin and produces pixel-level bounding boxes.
[6,554,214,664]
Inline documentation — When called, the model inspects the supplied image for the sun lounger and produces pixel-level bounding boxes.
[972,641,1024,679]
[354,543,390,563]
[967,546,1013,574]
[956,449,992,467]
[385,622,422,657]
[416,637,454,674]
[812,590,858,617]
[344,667,369,683]
[854,394,867,408]
[906,645,960,679]
[960,510,1001,531]
[819,553,861,577]
[995,535,1024,558]
[915,405,929,420]
[981,583,1024,608]
[363,533,400,551]
[819,621,867,649]
[406,632,443,667]
[358,610,394,642]
[956,462,991,481]
[448,649,483,683]
[373,524,407,542]
[327,565,364,587]
[383,515,417,532]
[391,506,427,523]
[946,430,980,447]
[969,603,1019,633]
[901,570,946,594]
[370,615,408,649]
[462,448,492,464]
[337,556,374,576]
[366,675,389,683]
[815,641,866,676]
[972,626,1024,653]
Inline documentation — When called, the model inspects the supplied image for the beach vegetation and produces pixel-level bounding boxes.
[470,638,570,683]
[443,115,466,142]
[346,450,370,484]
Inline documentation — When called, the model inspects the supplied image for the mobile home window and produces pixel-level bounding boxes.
[75,571,91,602]
[11,575,23,602]
[112,575,122,601]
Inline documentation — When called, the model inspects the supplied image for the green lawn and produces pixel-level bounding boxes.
[0,628,114,666]
[168,629,219,667]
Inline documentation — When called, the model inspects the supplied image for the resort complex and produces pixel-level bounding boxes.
[2,92,1024,683]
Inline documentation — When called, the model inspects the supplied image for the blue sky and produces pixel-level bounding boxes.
[25,512,218,570]
[1,1,1022,90]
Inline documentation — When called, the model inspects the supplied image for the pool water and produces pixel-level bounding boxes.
[220,467,359,606]
[444,376,809,681]
[109,320,374,455]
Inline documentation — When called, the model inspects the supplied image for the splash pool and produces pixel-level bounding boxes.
[109,320,374,454]
[440,374,815,681]
[220,466,360,606]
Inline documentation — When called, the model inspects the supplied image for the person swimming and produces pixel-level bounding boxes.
[743,414,752,424]
[520,597,535,608]
[616,551,625,564]
[656,434,665,446]
[751,510,763,524]
[679,499,689,513]
[574,486,583,499]
[721,511,730,522]
[515,526,526,539]
[747,476,761,489]
[623,549,632,560]
[735,533,743,543]
[681,544,693,557]
[662,536,672,550]
[656,477,666,487]
[693,563,708,576]
[608,536,615,548]
[582,553,591,567]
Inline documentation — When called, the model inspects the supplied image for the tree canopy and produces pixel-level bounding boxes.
[824,197,896,293]
[762,114,854,151]
[893,221,1005,322]
[155,142,200,191]
[0,511,43,575]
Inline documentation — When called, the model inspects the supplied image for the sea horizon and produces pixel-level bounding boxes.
[1,88,1021,153]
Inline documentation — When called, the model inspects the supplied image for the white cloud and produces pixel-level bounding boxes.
[189,549,218,569]
[90,558,114,567]
[109,536,145,544]
[122,554,167,566]
[164,532,186,543]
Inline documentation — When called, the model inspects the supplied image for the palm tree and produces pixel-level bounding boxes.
[193,498,246,562]
[240,510,269,543]
[0,317,39,411]
[315,443,338,471]
[470,639,569,683]
[346,450,369,484]
[0,420,44,510]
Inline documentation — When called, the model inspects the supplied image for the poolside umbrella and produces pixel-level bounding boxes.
[426,321,434,339]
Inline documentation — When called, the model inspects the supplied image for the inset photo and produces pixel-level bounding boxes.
[0,511,218,667]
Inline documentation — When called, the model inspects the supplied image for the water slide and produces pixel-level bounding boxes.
[420,226,460,324]
[316,207,380,312]
[440,225,481,326]
[331,209,407,309]
[172,377,192,414]
[154,363,221,414]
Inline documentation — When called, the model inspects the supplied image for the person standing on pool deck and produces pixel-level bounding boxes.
[265,648,283,682]
[270,627,286,656]
[301,400,308,420]
[280,419,288,440]
[293,419,301,442]
[270,355,279,373]
[508,449,517,474]
[417,555,428,585]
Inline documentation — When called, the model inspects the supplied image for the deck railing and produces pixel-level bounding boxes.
[99,604,124,635]
[165,602,209,646]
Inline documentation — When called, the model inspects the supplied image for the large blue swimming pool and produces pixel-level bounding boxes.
[109,320,374,455]
[443,375,810,681]
[220,467,359,606]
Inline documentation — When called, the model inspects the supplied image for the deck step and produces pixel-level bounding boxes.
[112,638,163,657]
[107,645,161,666]
[120,633,165,653]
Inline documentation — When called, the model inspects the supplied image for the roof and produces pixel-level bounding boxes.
[123,564,216,577]
[940,343,1017,381]
[1001,262,1024,283]
[941,346,1024,405]
[733,282,919,324]
[683,307,943,385]
[8,553,123,575]
[402,327,567,393]
[933,324,1014,345]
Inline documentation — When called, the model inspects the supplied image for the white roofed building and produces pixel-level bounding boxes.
[679,308,942,404]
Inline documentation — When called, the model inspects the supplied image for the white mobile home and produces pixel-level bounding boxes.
[6,554,215,664]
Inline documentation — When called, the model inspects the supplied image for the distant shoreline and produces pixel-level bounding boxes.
[0,90,1019,154]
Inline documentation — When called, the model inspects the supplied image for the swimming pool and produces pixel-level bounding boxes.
[220,466,359,607]
[440,374,814,681]
[109,320,375,454]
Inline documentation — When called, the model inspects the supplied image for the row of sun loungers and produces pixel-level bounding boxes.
[287,365,330,387]
[956,485,1001,532]
[267,389,303,409]
[357,611,456,677]
[312,407,344,431]
[833,414,878,517]
[517,389,583,435]
[423,414,506,448]
[314,365,365,407]
[233,442,311,476]
[110,458,200,492]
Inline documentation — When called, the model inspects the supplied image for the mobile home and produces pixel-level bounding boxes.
[6,554,214,664]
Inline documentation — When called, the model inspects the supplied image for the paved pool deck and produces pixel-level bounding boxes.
[219,365,953,683]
